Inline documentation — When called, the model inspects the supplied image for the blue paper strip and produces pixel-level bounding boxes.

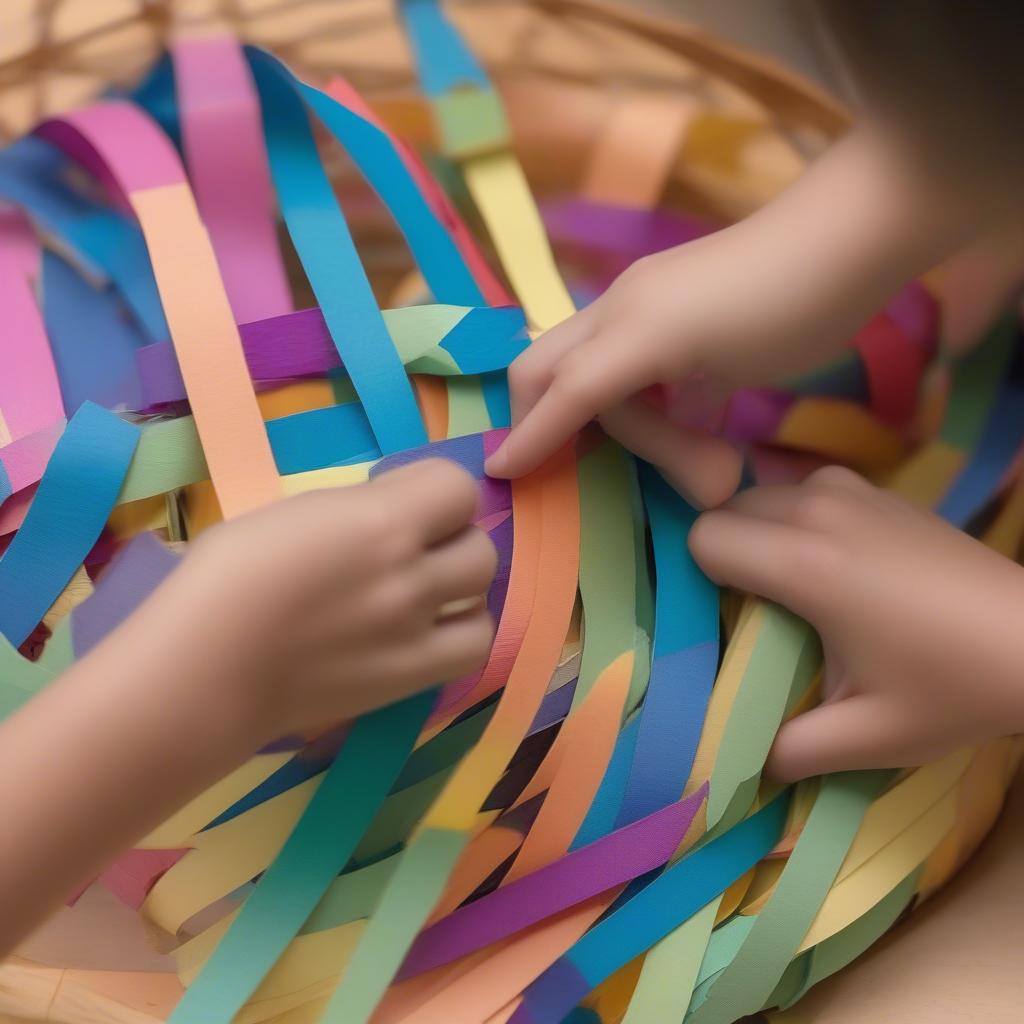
[511,795,789,1024]
[251,59,427,454]
[0,403,138,647]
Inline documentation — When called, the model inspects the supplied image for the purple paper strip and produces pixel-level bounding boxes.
[527,677,578,737]
[71,532,180,658]
[542,198,714,258]
[397,783,707,979]
[722,389,793,445]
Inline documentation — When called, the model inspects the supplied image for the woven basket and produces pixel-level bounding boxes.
[0,2,1020,1023]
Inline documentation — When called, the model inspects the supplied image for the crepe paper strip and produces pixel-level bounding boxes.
[399,0,490,97]
[701,610,817,832]
[41,249,147,413]
[571,444,646,714]
[1,390,492,523]
[165,688,435,1024]
[935,381,1024,527]
[854,312,928,425]
[250,60,427,455]
[76,848,190,911]
[38,102,282,518]
[0,403,137,647]
[621,901,720,1024]
[0,215,63,440]
[426,433,536,728]
[687,772,888,1023]
[883,441,966,509]
[71,531,179,657]
[399,785,708,980]
[0,420,66,497]
[376,895,622,1024]
[723,390,793,447]
[0,204,41,278]
[398,0,509,157]
[463,155,576,332]
[506,796,789,1024]
[326,77,511,428]
[246,49,485,309]
[317,452,579,1024]
[615,465,718,828]
[832,750,972,888]
[136,303,526,409]
[502,652,634,885]
[582,93,699,210]
[413,373,451,441]
[774,398,905,471]
[172,35,292,323]
[940,316,1018,448]
[797,781,959,954]
[782,869,920,1008]
[324,78,513,309]
[0,136,168,340]
[542,198,714,263]
[494,450,642,881]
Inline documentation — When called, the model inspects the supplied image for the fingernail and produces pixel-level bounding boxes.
[484,450,508,478]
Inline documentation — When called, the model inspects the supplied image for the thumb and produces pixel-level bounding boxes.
[766,695,912,782]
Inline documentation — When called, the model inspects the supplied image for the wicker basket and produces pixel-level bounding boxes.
[0,2,1019,1023]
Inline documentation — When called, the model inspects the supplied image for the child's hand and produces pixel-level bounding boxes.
[167,458,497,742]
[485,240,746,507]
[485,128,977,504]
[689,466,1024,781]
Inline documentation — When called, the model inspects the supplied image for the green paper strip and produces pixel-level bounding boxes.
[707,609,819,830]
[622,900,722,1024]
[687,771,889,1022]
[318,828,468,1023]
[783,868,920,1007]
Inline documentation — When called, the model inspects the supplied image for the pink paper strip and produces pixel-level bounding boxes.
[173,36,292,322]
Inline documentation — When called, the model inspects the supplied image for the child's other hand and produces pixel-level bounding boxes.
[483,240,745,508]
[485,128,978,505]
[689,466,1024,781]
[171,459,496,743]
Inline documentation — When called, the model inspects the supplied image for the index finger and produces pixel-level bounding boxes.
[486,335,653,478]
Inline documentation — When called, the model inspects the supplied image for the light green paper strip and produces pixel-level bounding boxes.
[445,376,492,439]
[621,899,721,1024]
[707,609,820,830]
[318,828,468,1024]
[435,89,510,158]
[0,636,55,716]
[573,442,642,709]
[692,916,756,990]
[687,771,889,1023]
[301,856,400,935]
[782,868,920,1007]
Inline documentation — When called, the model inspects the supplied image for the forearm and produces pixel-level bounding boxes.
[0,574,259,954]
[691,125,984,382]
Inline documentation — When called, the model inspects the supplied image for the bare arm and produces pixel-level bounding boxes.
[0,459,496,955]
[485,126,985,501]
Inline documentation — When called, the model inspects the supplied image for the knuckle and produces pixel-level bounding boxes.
[791,533,845,584]
[807,465,862,490]
[422,458,477,507]
[792,490,846,532]
[372,575,428,625]
[460,613,496,667]
[467,527,499,578]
